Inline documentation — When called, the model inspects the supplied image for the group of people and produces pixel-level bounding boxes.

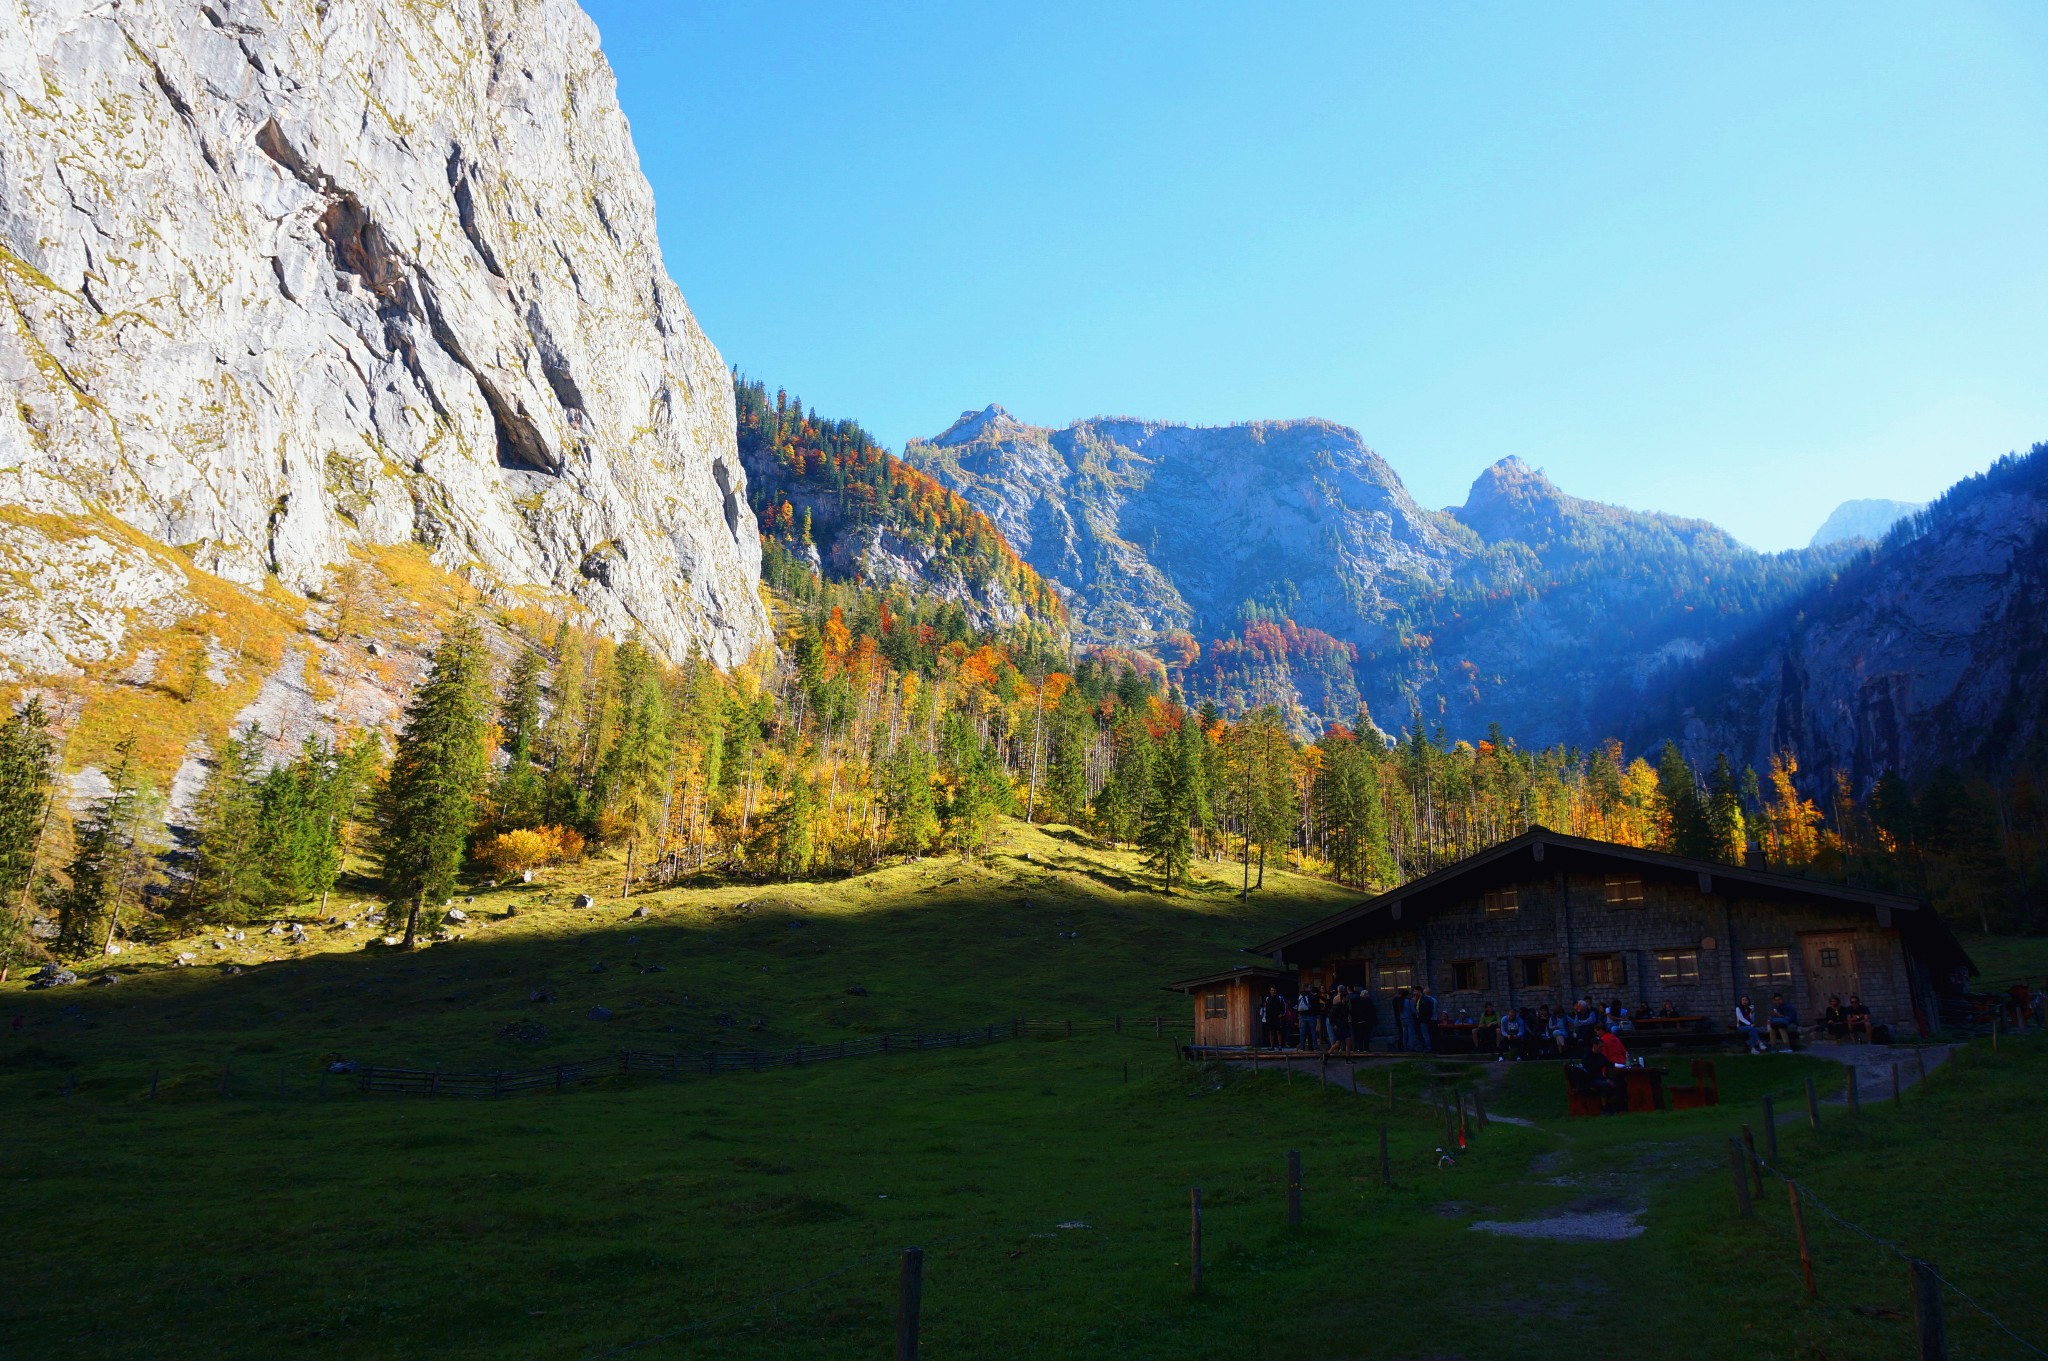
[1257,983,1385,1053]
[1255,985,1678,1058]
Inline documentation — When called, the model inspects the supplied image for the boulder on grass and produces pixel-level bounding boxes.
[572,893,595,909]
[29,965,77,988]
[588,1005,613,1022]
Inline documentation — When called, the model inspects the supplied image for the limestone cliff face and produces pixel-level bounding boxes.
[0,0,767,677]
[1641,446,2048,787]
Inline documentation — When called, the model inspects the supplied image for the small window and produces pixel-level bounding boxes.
[1202,991,1228,1020]
[1483,887,1519,916]
[1586,953,1625,988]
[1655,950,1700,983]
[1377,965,1414,990]
[1744,948,1793,983]
[1603,875,1645,906]
[1518,956,1553,988]
[1451,960,1486,992]
[1819,946,1840,968]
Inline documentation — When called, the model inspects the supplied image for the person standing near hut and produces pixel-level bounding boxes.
[1259,986,1286,1049]
[1414,986,1439,1053]
[1350,986,1377,1054]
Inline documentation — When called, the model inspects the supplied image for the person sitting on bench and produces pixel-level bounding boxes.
[1767,993,1799,1050]
[1497,1007,1525,1061]
[1657,1000,1678,1019]
[1844,995,1872,1044]
[1594,1022,1629,1071]
[1823,995,1848,1041]
[1734,996,1767,1053]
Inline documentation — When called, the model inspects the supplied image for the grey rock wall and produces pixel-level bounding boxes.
[0,0,767,677]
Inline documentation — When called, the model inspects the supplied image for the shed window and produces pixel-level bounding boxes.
[1518,956,1554,988]
[1377,965,1415,990]
[1586,953,1625,987]
[1483,887,1520,916]
[1745,948,1793,983]
[1603,875,1645,906]
[1655,950,1701,983]
[1451,960,1486,992]
[1203,991,1228,1020]
[1819,946,1841,968]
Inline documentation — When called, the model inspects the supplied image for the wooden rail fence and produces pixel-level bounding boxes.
[352,1016,1192,1098]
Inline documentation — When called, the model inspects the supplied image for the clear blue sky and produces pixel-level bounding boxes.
[583,0,2048,551]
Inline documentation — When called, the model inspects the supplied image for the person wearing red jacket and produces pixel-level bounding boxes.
[1595,1025,1629,1069]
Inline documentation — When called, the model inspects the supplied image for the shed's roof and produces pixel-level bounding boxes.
[1164,964,1291,993]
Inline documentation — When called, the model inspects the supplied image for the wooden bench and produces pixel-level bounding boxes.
[1665,1058,1720,1109]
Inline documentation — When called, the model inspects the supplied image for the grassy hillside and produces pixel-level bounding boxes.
[5,820,2044,1361]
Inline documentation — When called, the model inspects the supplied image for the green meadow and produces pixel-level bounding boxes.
[4,819,2043,1360]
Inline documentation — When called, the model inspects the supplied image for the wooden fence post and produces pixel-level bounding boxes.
[1788,1181,1817,1301]
[1892,1062,1902,1107]
[1286,1149,1302,1227]
[897,1246,924,1361]
[1387,1072,1395,1111]
[1473,1090,1489,1130]
[1740,1125,1763,1196]
[1909,1259,1947,1360]
[1727,1138,1753,1218]
[1805,1077,1821,1132]
[1190,1188,1204,1295]
[1845,1068,1860,1116]
[1066,1019,1073,1039]
[219,1064,231,1100]
[1761,1095,1777,1161]
[1378,1124,1391,1188]
[149,1066,160,1101]
[1915,1047,1928,1088]
[1154,1017,1162,1038]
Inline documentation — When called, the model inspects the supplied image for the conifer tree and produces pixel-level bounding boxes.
[0,698,56,978]
[1655,742,1711,859]
[376,619,491,944]
[55,739,157,957]
[491,647,546,830]
[1704,753,1746,863]
[884,742,939,854]
[1140,719,1197,892]
[0,698,56,905]
[186,726,268,921]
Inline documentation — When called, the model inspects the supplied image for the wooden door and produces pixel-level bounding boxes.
[1801,932,1860,1015]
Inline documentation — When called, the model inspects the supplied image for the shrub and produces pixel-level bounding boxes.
[473,824,583,876]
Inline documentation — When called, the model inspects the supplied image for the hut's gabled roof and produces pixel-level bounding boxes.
[1252,827,1973,975]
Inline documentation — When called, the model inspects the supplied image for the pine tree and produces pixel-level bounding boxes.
[186,726,268,922]
[0,699,55,902]
[54,740,157,957]
[1704,753,1746,864]
[762,771,818,877]
[0,698,56,978]
[1140,722,1196,892]
[491,647,546,830]
[1656,742,1711,858]
[884,742,939,854]
[376,618,491,943]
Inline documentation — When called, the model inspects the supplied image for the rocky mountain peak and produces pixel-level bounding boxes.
[1453,456,1570,544]
[933,404,1037,447]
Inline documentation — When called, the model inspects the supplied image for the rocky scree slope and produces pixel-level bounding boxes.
[1635,444,2048,787]
[0,0,767,681]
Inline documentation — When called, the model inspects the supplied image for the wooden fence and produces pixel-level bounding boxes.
[354,1016,1192,1098]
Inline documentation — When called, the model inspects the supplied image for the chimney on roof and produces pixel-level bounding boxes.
[1744,842,1767,871]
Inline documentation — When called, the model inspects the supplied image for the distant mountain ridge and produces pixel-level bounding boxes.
[905,409,1843,741]
[1810,498,1925,548]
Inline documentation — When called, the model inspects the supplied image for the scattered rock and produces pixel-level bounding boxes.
[748,1019,766,1032]
[573,894,595,909]
[845,985,870,997]
[714,1012,737,1028]
[365,641,386,658]
[91,972,121,986]
[212,939,226,949]
[328,1059,358,1074]
[175,951,196,965]
[378,935,402,947]
[630,905,649,918]
[497,1020,548,1045]
[267,924,285,936]
[225,965,244,976]
[588,1006,613,1022]
[103,943,122,955]
[639,963,666,974]
[444,907,468,924]
[521,869,536,884]
[528,988,553,1004]
[29,966,77,989]
[589,961,606,974]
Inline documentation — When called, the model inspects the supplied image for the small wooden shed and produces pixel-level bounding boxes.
[1167,965,1289,1048]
